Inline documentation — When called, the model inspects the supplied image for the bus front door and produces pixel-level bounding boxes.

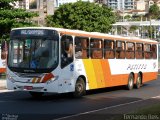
[59,35,74,93]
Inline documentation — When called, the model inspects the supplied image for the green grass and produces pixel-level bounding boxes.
[113,103,160,120]
[134,103,160,114]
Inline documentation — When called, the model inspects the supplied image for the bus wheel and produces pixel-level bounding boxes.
[73,77,86,98]
[135,73,142,89]
[29,91,44,98]
[127,74,134,90]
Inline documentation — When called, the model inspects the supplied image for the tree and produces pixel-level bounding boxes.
[46,1,116,33]
[124,15,131,21]
[114,11,121,22]
[147,4,160,19]
[0,0,38,41]
[129,25,138,33]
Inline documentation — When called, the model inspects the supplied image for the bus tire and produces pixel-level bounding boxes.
[127,73,134,90]
[135,73,142,89]
[73,77,86,98]
[29,91,43,98]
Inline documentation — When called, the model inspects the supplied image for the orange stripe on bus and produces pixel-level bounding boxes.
[100,59,111,87]
[83,59,158,90]
[110,74,128,87]
[83,59,97,89]
[42,73,54,83]
[142,72,158,83]
[92,59,104,88]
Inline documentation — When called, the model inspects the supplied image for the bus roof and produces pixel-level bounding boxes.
[11,27,158,44]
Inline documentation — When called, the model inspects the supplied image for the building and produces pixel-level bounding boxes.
[16,0,95,25]
[142,0,160,12]
[17,0,54,15]
[106,0,155,17]
[135,0,146,11]
[124,0,135,10]
[55,0,94,7]
[107,0,119,10]
[94,0,106,4]
[17,0,94,13]
[107,0,135,11]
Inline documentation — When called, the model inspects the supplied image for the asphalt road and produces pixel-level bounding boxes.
[0,76,160,120]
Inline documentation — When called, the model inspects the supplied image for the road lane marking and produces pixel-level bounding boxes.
[55,95,160,120]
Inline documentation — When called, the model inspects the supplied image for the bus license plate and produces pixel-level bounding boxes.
[24,86,33,90]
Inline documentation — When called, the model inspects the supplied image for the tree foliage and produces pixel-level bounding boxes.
[147,4,160,19]
[129,25,138,32]
[124,15,131,20]
[0,0,38,40]
[46,1,116,33]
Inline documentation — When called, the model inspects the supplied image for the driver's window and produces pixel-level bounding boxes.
[61,35,73,68]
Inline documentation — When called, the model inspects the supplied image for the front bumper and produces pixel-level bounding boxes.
[6,80,58,93]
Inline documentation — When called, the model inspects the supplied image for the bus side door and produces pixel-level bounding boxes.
[59,35,74,92]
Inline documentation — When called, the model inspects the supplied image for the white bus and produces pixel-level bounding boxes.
[7,27,158,97]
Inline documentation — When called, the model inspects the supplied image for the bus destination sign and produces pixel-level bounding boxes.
[20,29,45,36]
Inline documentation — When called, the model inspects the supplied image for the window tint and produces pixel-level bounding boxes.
[152,44,157,59]
[136,43,143,59]
[144,44,152,59]
[75,37,89,59]
[126,42,135,59]
[104,40,115,59]
[61,35,73,68]
[116,41,125,59]
[90,38,103,59]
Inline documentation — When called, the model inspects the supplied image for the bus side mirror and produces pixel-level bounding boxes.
[1,41,8,60]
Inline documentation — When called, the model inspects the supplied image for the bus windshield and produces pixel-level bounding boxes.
[8,38,59,73]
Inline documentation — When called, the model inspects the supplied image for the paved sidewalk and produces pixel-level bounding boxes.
[0,80,6,90]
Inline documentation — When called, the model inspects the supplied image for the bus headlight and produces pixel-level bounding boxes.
[7,74,16,83]
[46,76,59,84]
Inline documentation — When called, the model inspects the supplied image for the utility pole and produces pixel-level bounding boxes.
[150,17,152,39]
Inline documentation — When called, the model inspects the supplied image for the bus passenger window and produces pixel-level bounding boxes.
[75,37,89,59]
[116,41,125,59]
[90,39,102,59]
[144,44,151,59]
[104,40,115,59]
[152,44,157,59]
[61,35,73,68]
[126,42,135,59]
[136,43,143,59]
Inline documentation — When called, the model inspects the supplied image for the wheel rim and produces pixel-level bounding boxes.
[76,83,83,94]
[129,77,133,88]
[137,76,141,87]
